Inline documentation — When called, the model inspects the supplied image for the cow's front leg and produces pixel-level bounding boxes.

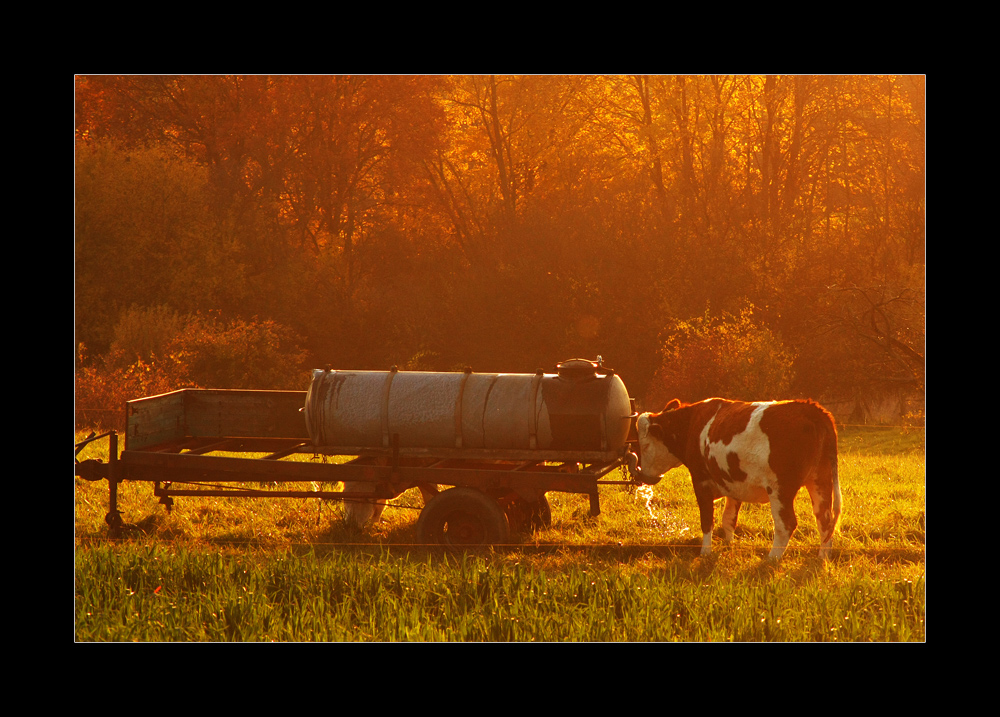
[694,481,717,556]
[721,497,742,544]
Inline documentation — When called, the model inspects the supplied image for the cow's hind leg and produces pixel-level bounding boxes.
[806,474,841,560]
[767,487,798,561]
[721,497,742,544]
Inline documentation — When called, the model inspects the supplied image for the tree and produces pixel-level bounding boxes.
[646,305,797,408]
[425,75,596,265]
[75,75,925,415]
[75,139,245,354]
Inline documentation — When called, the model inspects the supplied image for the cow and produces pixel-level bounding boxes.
[343,480,439,529]
[634,398,841,560]
[343,484,389,529]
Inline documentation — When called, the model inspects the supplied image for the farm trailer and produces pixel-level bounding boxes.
[75,358,646,548]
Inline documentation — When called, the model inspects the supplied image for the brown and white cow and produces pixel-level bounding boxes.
[635,398,842,560]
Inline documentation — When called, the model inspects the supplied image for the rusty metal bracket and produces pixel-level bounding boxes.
[75,430,117,481]
[156,482,175,512]
[75,459,109,482]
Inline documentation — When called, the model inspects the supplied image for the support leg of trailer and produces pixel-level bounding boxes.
[105,432,124,537]
[589,490,601,517]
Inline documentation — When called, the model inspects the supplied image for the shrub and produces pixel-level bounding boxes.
[646,305,796,408]
[170,313,309,390]
[105,304,187,369]
[76,312,310,431]
[76,344,192,431]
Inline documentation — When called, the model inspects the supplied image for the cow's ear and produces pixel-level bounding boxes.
[664,399,681,412]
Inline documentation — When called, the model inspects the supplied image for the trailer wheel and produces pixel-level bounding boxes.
[416,487,510,550]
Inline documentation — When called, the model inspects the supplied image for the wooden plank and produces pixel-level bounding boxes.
[180,437,308,455]
[126,389,309,449]
[121,448,613,496]
[306,444,621,463]
[122,450,367,482]
[184,390,309,439]
[125,390,187,451]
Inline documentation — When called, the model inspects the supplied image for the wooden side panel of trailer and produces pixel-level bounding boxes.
[126,389,309,451]
[125,390,187,450]
[183,390,309,441]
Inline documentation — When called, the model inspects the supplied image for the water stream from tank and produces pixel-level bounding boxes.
[634,483,689,539]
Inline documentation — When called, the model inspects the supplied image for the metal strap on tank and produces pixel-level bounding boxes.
[318,366,335,445]
[529,370,543,449]
[381,366,398,448]
[454,367,472,448]
[600,376,608,452]
[598,374,614,451]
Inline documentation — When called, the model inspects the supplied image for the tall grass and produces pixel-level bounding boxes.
[75,425,925,642]
[75,544,923,642]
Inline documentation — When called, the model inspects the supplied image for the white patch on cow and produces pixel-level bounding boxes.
[700,403,775,504]
[767,500,795,560]
[637,413,683,478]
[700,531,713,556]
[343,481,386,528]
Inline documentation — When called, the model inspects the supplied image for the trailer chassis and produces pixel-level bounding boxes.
[75,388,642,545]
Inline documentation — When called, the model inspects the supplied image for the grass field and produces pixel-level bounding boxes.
[74,425,925,642]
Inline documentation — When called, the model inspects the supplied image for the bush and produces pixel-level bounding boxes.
[76,344,192,431]
[105,304,187,369]
[646,305,796,408]
[75,140,216,355]
[76,312,310,431]
[170,313,309,390]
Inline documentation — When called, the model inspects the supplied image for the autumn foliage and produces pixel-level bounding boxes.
[646,306,797,408]
[75,75,924,428]
[76,307,308,429]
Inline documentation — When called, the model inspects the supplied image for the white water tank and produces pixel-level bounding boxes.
[303,359,632,458]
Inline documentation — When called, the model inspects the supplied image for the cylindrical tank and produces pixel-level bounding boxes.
[303,359,632,457]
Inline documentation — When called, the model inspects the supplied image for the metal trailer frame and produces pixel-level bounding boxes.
[75,387,643,547]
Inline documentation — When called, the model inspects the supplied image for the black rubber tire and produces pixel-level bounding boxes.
[416,487,510,550]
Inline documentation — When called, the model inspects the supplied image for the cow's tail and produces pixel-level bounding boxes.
[830,440,842,526]
[824,417,842,532]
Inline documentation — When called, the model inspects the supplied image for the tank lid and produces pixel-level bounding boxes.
[556,358,599,381]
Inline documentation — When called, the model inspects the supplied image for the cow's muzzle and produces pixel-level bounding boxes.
[626,451,663,485]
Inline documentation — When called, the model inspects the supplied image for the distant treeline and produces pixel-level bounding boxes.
[75,75,924,416]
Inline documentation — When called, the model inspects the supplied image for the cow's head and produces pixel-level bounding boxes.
[635,399,685,483]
